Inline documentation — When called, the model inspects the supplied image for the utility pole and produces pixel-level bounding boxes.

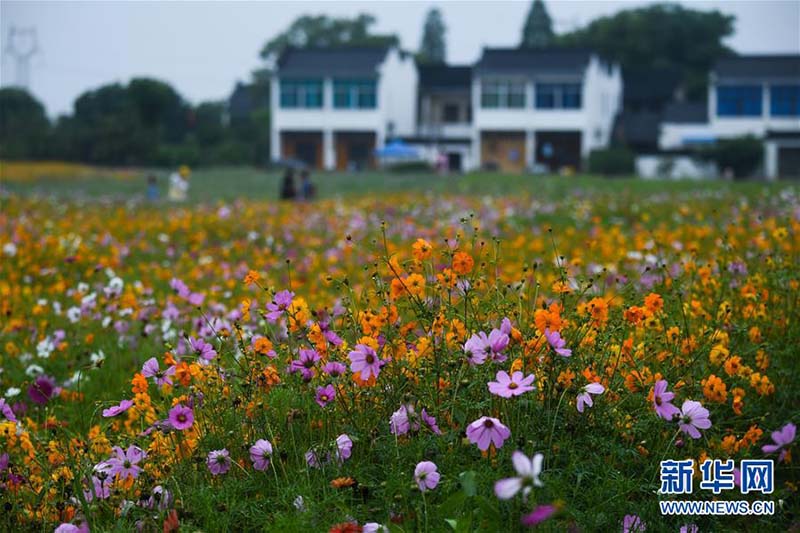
[5,26,39,89]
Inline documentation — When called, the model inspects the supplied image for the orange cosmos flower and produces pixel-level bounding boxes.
[452,251,474,275]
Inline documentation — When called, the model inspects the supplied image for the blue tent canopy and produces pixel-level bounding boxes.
[374,140,420,159]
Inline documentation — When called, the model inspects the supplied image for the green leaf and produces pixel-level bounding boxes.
[459,470,478,497]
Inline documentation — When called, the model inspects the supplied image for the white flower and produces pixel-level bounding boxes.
[37,338,55,359]
[25,364,44,377]
[5,387,21,398]
[90,350,106,365]
[293,495,306,512]
[67,306,82,323]
[2,242,17,256]
[494,451,544,500]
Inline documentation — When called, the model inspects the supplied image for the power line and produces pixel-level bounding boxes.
[4,26,39,89]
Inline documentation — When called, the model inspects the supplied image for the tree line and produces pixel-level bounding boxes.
[0,1,736,166]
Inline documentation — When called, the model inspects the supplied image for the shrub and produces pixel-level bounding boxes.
[698,135,763,179]
[588,147,635,176]
[386,161,433,173]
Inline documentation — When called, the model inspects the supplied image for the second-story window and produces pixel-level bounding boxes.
[716,85,762,117]
[535,83,582,109]
[280,79,323,108]
[333,79,377,109]
[481,80,525,109]
[770,85,800,117]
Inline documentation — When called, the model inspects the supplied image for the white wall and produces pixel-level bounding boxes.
[636,155,717,180]
[379,48,417,138]
[472,54,622,168]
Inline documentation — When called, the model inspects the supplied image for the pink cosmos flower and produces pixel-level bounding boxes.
[544,328,572,357]
[466,416,511,451]
[761,422,796,462]
[652,379,681,421]
[680,525,699,533]
[349,344,383,380]
[521,504,557,527]
[168,404,194,431]
[414,461,440,492]
[390,404,418,435]
[322,361,347,377]
[266,290,294,322]
[28,375,56,405]
[290,348,320,381]
[106,445,146,479]
[421,409,442,435]
[315,384,336,408]
[190,337,217,364]
[336,433,353,461]
[102,399,133,418]
[488,370,536,398]
[678,400,712,439]
[622,514,646,532]
[0,398,17,422]
[484,328,510,362]
[495,451,544,500]
[141,357,176,386]
[249,439,273,471]
[577,382,605,413]
[207,449,231,476]
[464,333,488,365]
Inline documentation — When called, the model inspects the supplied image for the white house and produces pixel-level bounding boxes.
[470,48,622,173]
[660,55,800,179]
[270,46,417,170]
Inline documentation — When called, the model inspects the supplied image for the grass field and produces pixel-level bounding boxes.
[1,167,798,532]
[2,165,785,202]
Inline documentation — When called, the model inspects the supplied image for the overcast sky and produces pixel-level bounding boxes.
[2,0,798,117]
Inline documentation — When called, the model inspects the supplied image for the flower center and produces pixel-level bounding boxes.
[365,354,375,364]
[655,396,662,406]
[483,419,494,428]
[177,414,186,423]
[508,383,518,390]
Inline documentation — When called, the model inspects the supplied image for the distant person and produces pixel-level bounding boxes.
[280,169,297,200]
[300,169,316,201]
[146,174,159,202]
[168,165,190,202]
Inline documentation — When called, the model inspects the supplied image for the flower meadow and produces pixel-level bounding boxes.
[0,184,798,532]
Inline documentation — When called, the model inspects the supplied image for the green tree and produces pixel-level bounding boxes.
[0,88,50,160]
[259,14,400,64]
[521,0,554,48]
[418,8,446,64]
[559,3,734,100]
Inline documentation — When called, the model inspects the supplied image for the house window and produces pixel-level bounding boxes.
[716,85,762,117]
[535,83,582,109]
[279,79,323,108]
[333,79,377,109]
[771,85,800,117]
[481,80,525,108]
[443,103,460,123]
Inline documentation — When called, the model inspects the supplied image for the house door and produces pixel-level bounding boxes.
[778,147,800,178]
[447,152,462,172]
[535,131,582,173]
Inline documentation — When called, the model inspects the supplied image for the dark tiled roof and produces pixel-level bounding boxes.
[277,47,389,76]
[663,102,708,124]
[714,55,800,79]
[417,64,472,90]
[474,47,591,74]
